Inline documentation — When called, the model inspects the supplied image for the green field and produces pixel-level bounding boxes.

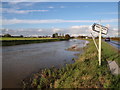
[1,37,68,46]
[1,37,55,40]
[22,40,120,88]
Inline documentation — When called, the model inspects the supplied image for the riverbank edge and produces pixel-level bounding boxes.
[1,38,68,46]
[22,39,120,88]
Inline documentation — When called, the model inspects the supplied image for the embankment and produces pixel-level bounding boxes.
[22,39,120,88]
[1,38,68,46]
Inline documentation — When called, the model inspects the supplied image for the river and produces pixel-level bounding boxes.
[2,39,88,88]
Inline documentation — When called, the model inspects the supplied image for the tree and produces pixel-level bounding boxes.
[65,34,70,39]
[4,34,11,37]
[20,35,24,37]
[52,33,58,38]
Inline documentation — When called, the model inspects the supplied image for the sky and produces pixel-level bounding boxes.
[0,2,118,37]
[2,0,120,2]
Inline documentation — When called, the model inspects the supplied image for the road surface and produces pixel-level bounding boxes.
[106,40,120,50]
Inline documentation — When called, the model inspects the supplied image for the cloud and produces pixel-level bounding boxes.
[102,19,118,23]
[2,19,118,25]
[71,25,90,29]
[38,29,43,32]
[48,6,54,9]
[106,24,110,28]
[107,28,118,37]
[1,24,118,37]
[60,6,65,8]
[2,8,49,14]
[2,0,120,2]
[1,28,55,36]
[8,2,20,5]
[52,28,61,33]
[71,34,79,37]
[22,2,36,6]
[70,24,118,37]
[2,0,38,2]
[69,25,91,36]
[1,25,93,36]
[6,2,36,10]
[112,28,118,31]
[95,12,118,15]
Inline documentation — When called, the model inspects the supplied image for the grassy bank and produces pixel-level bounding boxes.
[22,40,120,88]
[111,37,120,42]
[102,41,120,66]
[1,37,68,46]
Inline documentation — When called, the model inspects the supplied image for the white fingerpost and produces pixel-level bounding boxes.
[92,22,108,66]
[99,24,102,66]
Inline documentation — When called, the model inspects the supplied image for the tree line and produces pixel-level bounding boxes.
[1,33,71,39]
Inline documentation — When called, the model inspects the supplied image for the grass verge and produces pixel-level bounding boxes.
[22,39,120,88]
[1,37,68,46]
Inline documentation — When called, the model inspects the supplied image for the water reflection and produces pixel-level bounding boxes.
[2,39,88,88]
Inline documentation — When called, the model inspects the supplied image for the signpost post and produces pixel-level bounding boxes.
[92,23,108,66]
[99,25,102,66]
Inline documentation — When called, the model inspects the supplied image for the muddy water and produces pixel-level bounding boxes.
[2,39,88,88]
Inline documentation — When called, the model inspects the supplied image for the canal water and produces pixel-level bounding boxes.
[2,39,88,88]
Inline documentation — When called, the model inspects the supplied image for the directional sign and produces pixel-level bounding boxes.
[91,23,109,66]
[92,23,108,35]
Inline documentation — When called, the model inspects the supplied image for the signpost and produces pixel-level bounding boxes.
[92,23,108,35]
[92,23,108,66]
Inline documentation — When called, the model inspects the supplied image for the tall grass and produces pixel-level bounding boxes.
[22,40,120,88]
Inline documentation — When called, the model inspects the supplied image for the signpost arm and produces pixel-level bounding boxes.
[91,33,99,52]
[99,25,102,66]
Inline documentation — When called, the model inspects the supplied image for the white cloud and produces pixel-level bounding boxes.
[71,25,89,29]
[70,24,118,37]
[48,6,54,9]
[1,24,118,37]
[52,28,61,33]
[71,26,80,29]
[2,19,118,25]
[71,34,79,37]
[22,2,36,6]
[2,8,49,14]
[106,24,110,28]
[95,12,118,15]
[38,29,43,32]
[102,19,118,23]
[2,0,120,2]
[113,28,118,31]
[60,6,65,8]
[8,2,20,5]
[69,25,91,36]
[5,2,36,10]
